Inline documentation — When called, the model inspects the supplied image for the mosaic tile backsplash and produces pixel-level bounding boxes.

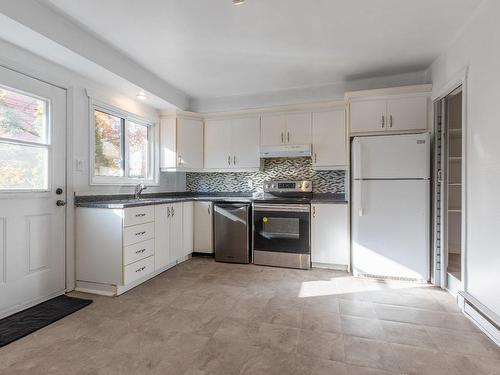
[186,158,346,193]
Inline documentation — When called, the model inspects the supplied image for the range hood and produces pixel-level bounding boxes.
[260,144,312,158]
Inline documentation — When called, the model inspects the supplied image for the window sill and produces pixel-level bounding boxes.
[90,178,159,187]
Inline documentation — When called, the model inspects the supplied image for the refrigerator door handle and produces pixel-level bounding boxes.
[358,180,364,216]
[356,141,363,179]
[355,140,364,216]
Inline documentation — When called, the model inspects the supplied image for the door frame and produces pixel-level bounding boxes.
[0,61,74,292]
[431,67,468,292]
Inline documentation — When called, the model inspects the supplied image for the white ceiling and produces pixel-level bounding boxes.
[43,0,481,100]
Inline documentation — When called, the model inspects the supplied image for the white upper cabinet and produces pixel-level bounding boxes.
[261,114,286,146]
[285,112,312,144]
[231,117,260,169]
[160,117,177,169]
[177,118,204,170]
[204,119,232,169]
[160,116,203,171]
[205,116,260,170]
[347,85,431,135]
[386,96,427,132]
[350,99,387,133]
[261,112,311,146]
[312,109,347,169]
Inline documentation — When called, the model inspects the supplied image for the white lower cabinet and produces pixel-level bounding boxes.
[124,256,155,285]
[182,201,194,258]
[155,202,184,270]
[124,239,155,266]
[76,206,157,296]
[194,201,213,253]
[76,202,189,296]
[311,203,350,270]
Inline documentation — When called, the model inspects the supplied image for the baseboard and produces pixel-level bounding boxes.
[312,262,349,271]
[192,252,214,257]
[76,255,193,297]
[457,291,500,346]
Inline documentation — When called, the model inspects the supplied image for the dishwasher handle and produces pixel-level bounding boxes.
[214,203,250,210]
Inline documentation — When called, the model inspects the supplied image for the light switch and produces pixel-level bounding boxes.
[75,159,84,172]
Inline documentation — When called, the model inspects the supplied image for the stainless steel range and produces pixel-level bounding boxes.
[252,180,312,269]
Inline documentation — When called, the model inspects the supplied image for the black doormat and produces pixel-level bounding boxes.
[0,295,92,347]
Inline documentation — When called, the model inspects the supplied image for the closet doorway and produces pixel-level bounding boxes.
[433,85,465,294]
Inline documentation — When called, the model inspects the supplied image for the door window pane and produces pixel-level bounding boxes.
[94,110,124,177]
[128,121,149,178]
[0,87,48,143]
[0,142,48,190]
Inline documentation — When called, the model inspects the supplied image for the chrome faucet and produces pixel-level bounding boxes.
[134,184,147,200]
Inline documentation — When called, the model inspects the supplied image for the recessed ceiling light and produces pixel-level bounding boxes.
[136,92,147,100]
[232,0,245,5]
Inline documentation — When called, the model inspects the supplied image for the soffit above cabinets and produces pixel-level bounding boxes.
[40,0,481,102]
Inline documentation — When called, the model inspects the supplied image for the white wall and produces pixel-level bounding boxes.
[429,0,500,316]
[0,38,186,196]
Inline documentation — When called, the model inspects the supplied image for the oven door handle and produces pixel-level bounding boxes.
[253,204,310,213]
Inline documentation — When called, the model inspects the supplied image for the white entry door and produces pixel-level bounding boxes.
[0,66,66,318]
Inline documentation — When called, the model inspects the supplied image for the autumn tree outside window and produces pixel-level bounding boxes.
[0,86,49,191]
[91,101,157,186]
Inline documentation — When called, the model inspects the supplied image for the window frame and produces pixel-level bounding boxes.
[0,83,52,193]
[90,99,158,186]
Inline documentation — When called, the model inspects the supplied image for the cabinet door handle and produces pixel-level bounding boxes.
[287,132,290,143]
[281,132,284,143]
[312,206,316,218]
[389,115,393,128]
[314,153,317,164]
[135,231,146,236]
[233,155,236,165]
[208,205,211,215]
[171,206,175,217]
[381,115,385,128]
[228,155,231,165]
[135,266,146,273]
[135,213,146,217]
[135,249,146,254]
[167,207,171,217]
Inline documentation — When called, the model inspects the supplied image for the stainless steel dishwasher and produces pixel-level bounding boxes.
[214,202,251,264]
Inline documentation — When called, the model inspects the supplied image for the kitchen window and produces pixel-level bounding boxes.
[91,102,157,185]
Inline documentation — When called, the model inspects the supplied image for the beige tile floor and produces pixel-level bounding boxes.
[1,257,499,375]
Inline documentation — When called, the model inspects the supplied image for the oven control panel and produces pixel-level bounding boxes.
[263,180,312,193]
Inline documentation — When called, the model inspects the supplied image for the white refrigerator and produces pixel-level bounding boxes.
[351,133,430,282]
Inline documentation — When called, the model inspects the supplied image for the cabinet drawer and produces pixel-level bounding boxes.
[123,222,154,246]
[123,238,155,266]
[124,206,154,227]
[124,255,155,285]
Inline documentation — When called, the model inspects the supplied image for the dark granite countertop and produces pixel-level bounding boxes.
[310,193,348,204]
[75,192,347,208]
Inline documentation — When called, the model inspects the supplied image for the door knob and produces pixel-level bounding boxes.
[56,200,66,206]
[56,188,63,195]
